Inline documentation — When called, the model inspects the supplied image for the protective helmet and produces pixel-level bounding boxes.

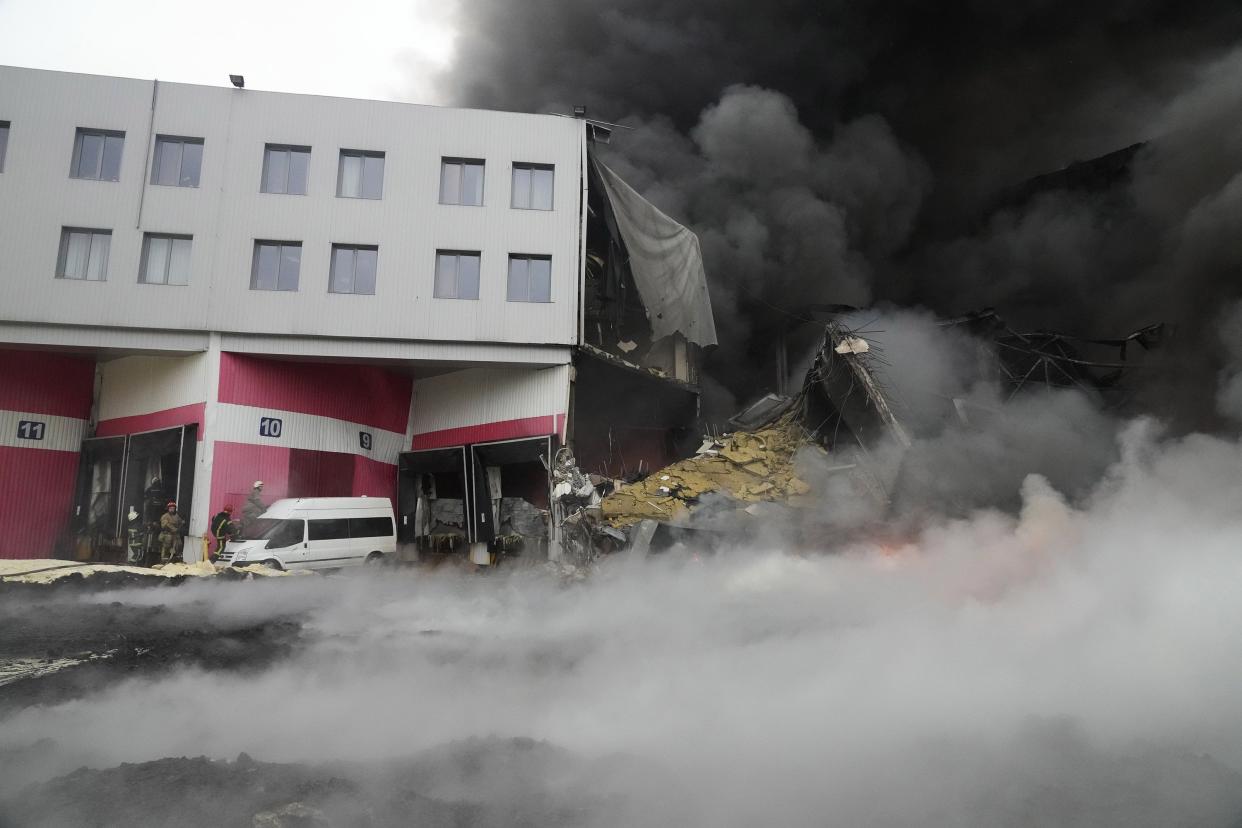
[166,501,177,509]
[253,480,264,489]
[223,504,234,513]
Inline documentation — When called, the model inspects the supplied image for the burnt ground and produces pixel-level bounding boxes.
[0,577,305,717]
[0,738,643,828]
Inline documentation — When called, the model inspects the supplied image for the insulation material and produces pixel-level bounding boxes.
[601,413,813,527]
[593,159,718,347]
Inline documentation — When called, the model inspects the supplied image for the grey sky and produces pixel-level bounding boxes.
[0,0,456,104]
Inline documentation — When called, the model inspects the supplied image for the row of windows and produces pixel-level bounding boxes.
[0,122,554,209]
[55,228,553,302]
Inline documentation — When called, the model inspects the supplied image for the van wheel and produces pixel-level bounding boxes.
[366,552,384,565]
[262,558,283,571]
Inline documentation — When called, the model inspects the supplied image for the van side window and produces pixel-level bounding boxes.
[308,518,350,541]
[349,517,394,538]
[268,520,305,549]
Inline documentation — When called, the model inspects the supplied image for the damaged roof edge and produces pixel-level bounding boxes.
[591,157,719,348]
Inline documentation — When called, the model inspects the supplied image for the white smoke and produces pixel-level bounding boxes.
[4,408,1242,825]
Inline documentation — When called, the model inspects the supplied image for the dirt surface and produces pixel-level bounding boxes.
[0,579,306,716]
[0,738,647,828]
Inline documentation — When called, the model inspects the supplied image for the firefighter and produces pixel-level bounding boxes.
[210,504,237,561]
[242,481,265,531]
[125,506,144,565]
[158,501,185,564]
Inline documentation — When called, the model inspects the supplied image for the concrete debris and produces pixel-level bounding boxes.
[833,336,870,355]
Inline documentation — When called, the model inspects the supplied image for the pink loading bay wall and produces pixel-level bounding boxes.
[0,350,96,559]
[208,354,413,513]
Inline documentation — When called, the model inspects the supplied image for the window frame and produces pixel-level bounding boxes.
[434,250,482,300]
[0,121,9,174]
[250,240,303,292]
[439,157,486,206]
[506,254,553,303]
[261,144,311,195]
[138,233,193,286]
[336,149,385,199]
[56,227,112,282]
[329,244,380,295]
[150,135,204,188]
[511,163,555,210]
[70,128,125,181]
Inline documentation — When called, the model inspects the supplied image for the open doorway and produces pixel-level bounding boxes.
[397,447,470,561]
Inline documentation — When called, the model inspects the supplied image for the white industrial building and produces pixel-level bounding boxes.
[0,65,715,562]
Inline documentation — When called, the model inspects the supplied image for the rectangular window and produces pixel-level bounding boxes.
[139,233,192,285]
[348,516,394,538]
[439,158,484,206]
[0,121,9,173]
[434,251,481,300]
[336,150,384,199]
[329,244,378,295]
[70,128,124,181]
[251,241,302,291]
[511,163,554,210]
[261,144,310,195]
[308,518,351,541]
[151,136,203,187]
[507,254,552,302]
[57,228,111,281]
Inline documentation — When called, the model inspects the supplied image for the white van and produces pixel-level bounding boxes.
[220,497,396,571]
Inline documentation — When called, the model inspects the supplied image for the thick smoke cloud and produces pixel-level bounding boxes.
[7,422,1242,824]
[438,0,1242,423]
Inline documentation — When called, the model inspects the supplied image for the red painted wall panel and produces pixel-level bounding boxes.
[218,353,412,434]
[95,402,205,441]
[0,447,81,559]
[0,349,95,418]
[411,414,566,450]
[209,442,396,518]
[353,455,397,499]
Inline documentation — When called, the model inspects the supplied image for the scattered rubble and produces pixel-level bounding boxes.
[0,559,308,588]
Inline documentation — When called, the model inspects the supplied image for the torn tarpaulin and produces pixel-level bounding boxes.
[593,158,718,347]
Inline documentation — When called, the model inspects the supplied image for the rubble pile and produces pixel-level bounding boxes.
[601,412,815,527]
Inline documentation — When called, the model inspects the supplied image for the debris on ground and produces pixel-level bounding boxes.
[0,559,308,586]
[597,320,907,544]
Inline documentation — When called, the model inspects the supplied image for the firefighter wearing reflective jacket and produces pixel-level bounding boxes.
[210,505,236,560]
[158,502,185,563]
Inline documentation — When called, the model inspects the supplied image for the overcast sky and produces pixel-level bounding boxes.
[0,0,457,104]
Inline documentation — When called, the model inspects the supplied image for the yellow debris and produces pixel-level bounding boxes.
[601,412,812,528]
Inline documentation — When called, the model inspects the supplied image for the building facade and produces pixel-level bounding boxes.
[0,65,712,562]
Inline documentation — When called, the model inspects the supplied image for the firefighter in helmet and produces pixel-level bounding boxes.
[158,501,185,564]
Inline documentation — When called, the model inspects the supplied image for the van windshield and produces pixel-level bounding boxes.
[245,518,304,548]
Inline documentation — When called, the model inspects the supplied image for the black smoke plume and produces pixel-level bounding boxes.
[440,1,1242,426]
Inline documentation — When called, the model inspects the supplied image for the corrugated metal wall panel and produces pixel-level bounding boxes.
[97,354,209,420]
[0,349,95,558]
[0,349,95,416]
[0,66,583,349]
[411,364,570,437]
[218,353,413,433]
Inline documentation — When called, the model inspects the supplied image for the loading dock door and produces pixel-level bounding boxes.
[469,437,553,556]
[397,447,470,545]
[73,436,127,547]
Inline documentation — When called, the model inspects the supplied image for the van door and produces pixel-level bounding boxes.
[262,519,308,568]
[306,517,353,568]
